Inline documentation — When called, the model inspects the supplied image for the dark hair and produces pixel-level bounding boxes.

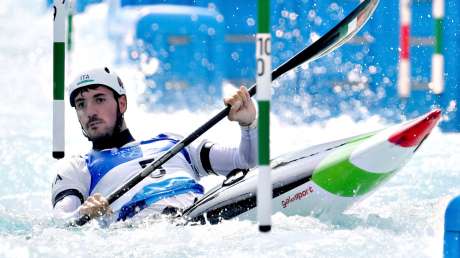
[70,84,120,107]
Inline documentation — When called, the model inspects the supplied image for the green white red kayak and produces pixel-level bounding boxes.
[182,109,442,224]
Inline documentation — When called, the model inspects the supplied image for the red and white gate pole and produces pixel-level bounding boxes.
[398,0,411,98]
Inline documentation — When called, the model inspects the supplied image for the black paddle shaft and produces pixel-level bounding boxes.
[71,0,379,226]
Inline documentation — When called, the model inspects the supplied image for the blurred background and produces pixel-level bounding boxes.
[45,0,460,130]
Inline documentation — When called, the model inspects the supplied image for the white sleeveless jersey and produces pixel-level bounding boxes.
[52,133,206,221]
[52,127,257,222]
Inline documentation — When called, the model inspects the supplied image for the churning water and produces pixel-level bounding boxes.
[0,1,457,257]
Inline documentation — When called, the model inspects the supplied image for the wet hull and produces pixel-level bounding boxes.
[182,109,441,224]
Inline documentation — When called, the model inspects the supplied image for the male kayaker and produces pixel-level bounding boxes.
[51,67,257,223]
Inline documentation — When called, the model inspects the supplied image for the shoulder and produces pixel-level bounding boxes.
[53,154,91,184]
[138,132,186,148]
[141,132,184,143]
[54,155,87,174]
[51,155,90,206]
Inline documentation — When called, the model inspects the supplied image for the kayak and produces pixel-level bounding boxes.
[182,109,441,224]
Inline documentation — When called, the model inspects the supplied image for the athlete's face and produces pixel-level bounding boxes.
[74,86,126,140]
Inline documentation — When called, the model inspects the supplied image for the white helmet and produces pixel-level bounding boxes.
[68,67,126,107]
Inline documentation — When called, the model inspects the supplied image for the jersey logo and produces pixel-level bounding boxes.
[139,158,166,178]
[54,174,63,185]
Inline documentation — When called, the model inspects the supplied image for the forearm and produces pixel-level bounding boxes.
[208,122,257,176]
[52,194,113,226]
[52,195,82,223]
[237,121,258,167]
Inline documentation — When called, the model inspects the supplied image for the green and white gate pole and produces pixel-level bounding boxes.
[67,0,73,52]
[53,0,67,159]
[430,0,444,94]
[256,0,272,233]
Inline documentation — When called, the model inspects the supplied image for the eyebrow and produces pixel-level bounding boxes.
[75,92,108,102]
[93,93,107,98]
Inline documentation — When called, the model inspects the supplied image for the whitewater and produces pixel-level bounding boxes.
[0,1,458,257]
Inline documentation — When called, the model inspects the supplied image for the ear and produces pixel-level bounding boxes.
[118,95,127,113]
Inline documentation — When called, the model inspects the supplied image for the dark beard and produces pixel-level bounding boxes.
[81,121,118,150]
[90,130,117,149]
[90,129,135,150]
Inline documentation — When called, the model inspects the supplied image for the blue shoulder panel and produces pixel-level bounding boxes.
[141,133,192,164]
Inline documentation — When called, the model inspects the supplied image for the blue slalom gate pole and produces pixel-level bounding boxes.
[444,195,460,257]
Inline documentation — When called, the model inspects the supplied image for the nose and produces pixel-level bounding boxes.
[77,101,99,125]
[83,100,99,117]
